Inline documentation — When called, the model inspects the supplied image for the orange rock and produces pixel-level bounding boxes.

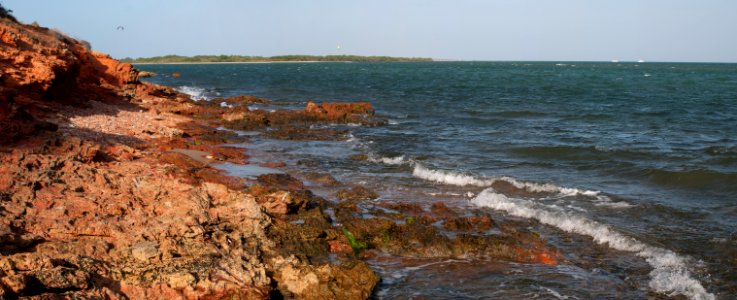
[328,240,354,254]
[259,161,286,168]
[304,101,375,122]
[305,100,326,114]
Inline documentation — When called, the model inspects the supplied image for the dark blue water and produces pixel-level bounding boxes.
[139,62,737,299]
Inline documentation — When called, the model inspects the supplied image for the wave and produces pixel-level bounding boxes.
[367,154,607,199]
[175,85,209,101]
[412,163,495,187]
[411,163,602,198]
[471,189,714,300]
[368,155,406,165]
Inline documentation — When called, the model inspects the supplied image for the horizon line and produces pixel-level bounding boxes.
[118,54,737,64]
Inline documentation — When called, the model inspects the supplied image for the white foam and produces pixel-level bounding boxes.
[497,175,601,197]
[411,163,602,198]
[594,199,635,209]
[412,163,494,186]
[426,192,463,197]
[368,155,407,165]
[471,189,714,300]
[175,86,208,101]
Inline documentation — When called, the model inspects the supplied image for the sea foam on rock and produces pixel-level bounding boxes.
[471,189,715,300]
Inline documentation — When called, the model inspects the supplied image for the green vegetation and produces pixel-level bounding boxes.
[0,3,17,22]
[342,227,368,253]
[120,54,432,63]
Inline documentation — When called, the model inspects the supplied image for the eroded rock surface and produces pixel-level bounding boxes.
[1,15,561,299]
[0,17,379,299]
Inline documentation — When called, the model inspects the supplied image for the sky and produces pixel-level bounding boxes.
[4,0,737,62]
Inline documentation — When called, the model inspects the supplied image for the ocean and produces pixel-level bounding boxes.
[138,61,737,299]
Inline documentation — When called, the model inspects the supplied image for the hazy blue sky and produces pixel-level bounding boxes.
[5,0,737,62]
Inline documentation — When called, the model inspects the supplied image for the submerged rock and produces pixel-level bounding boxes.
[304,172,340,186]
[138,71,156,77]
[257,173,305,191]
[336,186,379,202]
[267,125,349,141]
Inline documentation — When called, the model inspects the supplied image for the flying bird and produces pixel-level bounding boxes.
[116,26,125,31]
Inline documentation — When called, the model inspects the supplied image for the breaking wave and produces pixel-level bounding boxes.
[175,85,209,101]
[471,189,714,300]
[410,162,603,198]
[368,155,406,165]
[366,154,633,207]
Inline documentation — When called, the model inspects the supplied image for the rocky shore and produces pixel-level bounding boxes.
[1,17,559,299]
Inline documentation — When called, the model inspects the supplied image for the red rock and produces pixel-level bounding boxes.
[442,215,495,232]
[259,161,286,168]
[328,240,354,254]
[305,100,326,114]
[257,173,305,191]
[304,101,375,122]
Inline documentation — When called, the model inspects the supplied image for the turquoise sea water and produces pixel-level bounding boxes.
[139,62,737,299]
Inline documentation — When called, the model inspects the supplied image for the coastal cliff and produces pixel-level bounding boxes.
[0,17,381,299]
[1,17,559,299]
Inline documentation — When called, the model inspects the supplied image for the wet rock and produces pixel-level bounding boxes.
[305,101,325,114]
[304,172,340,186]
[442,215,495,232]
[221,110,269,129]
[259,161,286,168]
[348,154,369,161]
[333,201,560,266]
[257,173,305,191]
[267,126,348,141]
[268,210,334,259]
[305,101,375,121]
[430,202,458,219]
[138,71,156,77]
[222,95,270,105]
[378,202,425,216]
[336,186,379,201]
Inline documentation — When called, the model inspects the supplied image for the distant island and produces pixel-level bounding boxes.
[121,54,433,63]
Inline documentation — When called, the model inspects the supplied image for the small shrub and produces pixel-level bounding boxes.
[79,39,92,50]
[342,227,367,254]
[0,3,18,22]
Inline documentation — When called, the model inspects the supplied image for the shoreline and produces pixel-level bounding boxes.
[1,17,565,299]
[9,16,721,300]
[130,60,346,65]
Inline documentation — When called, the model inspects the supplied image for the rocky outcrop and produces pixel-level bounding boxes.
[221,100,384,134]
[0,18,139,145]
[1,16,562,299]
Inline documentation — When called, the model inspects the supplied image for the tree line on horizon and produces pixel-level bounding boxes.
[120,54,433,63]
